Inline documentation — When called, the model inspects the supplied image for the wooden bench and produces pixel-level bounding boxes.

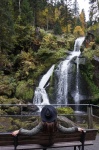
[0,129,98,150]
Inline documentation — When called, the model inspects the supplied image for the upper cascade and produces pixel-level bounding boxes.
[39,65,55,88]
[74,37,85,51]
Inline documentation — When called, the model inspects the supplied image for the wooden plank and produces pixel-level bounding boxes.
[16,142,82,150]
[0,129,97,149]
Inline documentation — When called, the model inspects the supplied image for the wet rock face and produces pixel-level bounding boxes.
[22,103,39,112]
[92,56,99,87]
[84,32,95,48]
[73,56,86,65]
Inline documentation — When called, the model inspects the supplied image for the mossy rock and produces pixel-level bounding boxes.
[57,107,75,123]
[56,107,74,115]
[0,76,17,97]
[95,35,99,44]
[9,125,19,131]
[10,117,39,131]
[89,42,96,50]
[22,121,33,129]
[11,119,22,128]
[0,124,5,131]
[0,117,13,132]
[5,106,21,115]
[0,109,7,115]
[57,116,76,127]
[83,48,95,60]
[15,80,33,102]
[28,116,38,122]
[0,96,20,109]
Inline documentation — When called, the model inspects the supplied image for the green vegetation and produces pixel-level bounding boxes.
[0,0,99,109]
[57,107,74,115]
[82,45,99,104]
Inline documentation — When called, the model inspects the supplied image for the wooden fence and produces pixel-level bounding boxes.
[0,104,99,129]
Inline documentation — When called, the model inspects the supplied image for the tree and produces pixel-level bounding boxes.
[53,20,62,35]
[0,0,14,51]
[76,17,82,26]
[89,0,99,24]
[29,0,47,27]
[80,9,86,32]
[21,0,33,25]
[73,26,84,37]
[58,0,72,33]
[72,0,79,17]
[72,0,80,27]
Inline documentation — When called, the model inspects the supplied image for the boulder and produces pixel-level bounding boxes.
[57,115,76,127]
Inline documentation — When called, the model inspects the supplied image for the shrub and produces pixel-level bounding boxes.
[5,106,21,115]
[95,36,99,44]
[89,42,96,50]
[54,20,62,35]
[73,26,85,37]
[56,107,75,123]
[56,107,74,115]
[15,80,33,102]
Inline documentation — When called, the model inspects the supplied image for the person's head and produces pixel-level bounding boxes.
[41,105,57,123]
[41,105,57,132]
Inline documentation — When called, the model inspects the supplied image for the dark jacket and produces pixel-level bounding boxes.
[19,122,78,136]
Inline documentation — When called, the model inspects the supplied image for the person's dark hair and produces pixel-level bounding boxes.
[42,121,57,133]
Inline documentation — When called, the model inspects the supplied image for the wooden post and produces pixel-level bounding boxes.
[87,104,93,129]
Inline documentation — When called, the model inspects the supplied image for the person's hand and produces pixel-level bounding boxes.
[12,130,19,136]
[78,127,83,132]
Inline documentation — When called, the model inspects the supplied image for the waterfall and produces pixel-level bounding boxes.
[74,37,85,51]
[39,65,55,88]
[33,65,55,110]
[55,37,85,105]
[55,51,81,105]
[74,56,80,111]
[33,37,85,111]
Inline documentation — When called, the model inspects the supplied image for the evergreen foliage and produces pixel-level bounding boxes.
[0,0,14,50]
[0,0,99,106]
[54,20,62,35]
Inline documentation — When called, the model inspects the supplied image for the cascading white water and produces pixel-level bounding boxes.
[74,37,85,111]
[38,65,55,88]
[33,65,55,110]
[33,37,85,110]
[74,56,80,111]
[74,37,85,51]
[56,37,85,105]
[56,51,81,104]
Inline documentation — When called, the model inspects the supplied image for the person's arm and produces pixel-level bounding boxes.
[12,122,43,136]
[12,130,19,136]
[57,124,83,133]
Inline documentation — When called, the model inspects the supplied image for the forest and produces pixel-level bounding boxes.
[0,0,99,110]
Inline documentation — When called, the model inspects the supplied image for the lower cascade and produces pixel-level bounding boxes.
[33,37,89,111]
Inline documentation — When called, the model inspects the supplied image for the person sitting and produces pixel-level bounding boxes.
[12,105,83,136]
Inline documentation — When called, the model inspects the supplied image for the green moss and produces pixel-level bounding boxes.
[0,76,17,97]
[82,49,99,100]
[82,68,99,102]
[6,106,21,115]
[10,119,22,130]
[95,36,99,44]
[15,80,33,102]
[57,107,74,115]
[56,107,75,121]
[83,44,99,60]
[0,96,20,104]
[0,109,7,115]
[33,64,47,79]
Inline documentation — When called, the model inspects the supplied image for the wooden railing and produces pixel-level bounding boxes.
[0,104,99,129]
